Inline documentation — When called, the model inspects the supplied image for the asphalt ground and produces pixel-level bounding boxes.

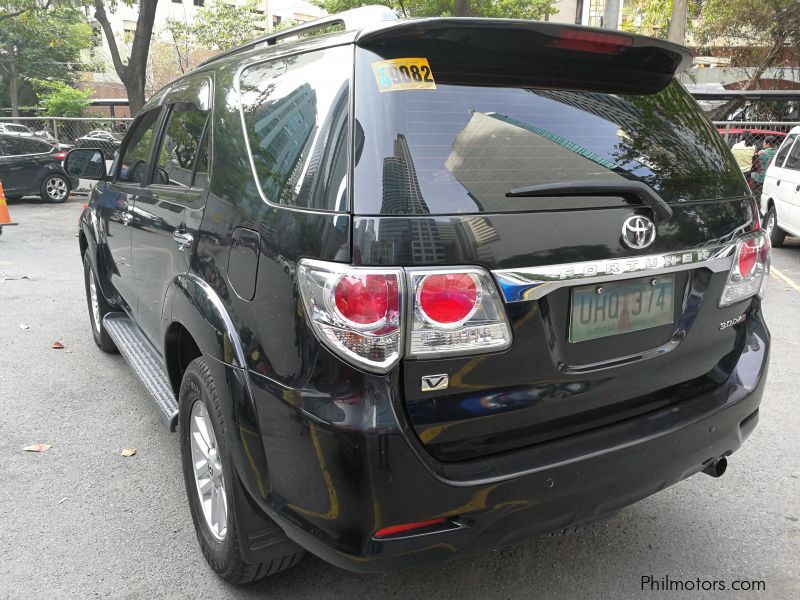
[1,196,798,599]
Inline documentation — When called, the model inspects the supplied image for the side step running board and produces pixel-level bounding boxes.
[103,313,179,431]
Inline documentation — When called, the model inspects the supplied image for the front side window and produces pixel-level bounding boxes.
[154,103,208,187]
[239,45,351,211]
[117,109,162,184]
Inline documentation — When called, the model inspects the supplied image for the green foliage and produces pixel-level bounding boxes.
[34,80,91,116]
[621,0,675,38]
[0,2,92,85]
[312,0,556,20]
[697,0,800,49]
[167,0,266,52]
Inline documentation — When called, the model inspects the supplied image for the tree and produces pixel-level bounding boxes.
[167,0,265,53]
[697,0,800,118]
[93,0,158,115]
[35,79,92,116]
[0,1,92,116]
[313,0,556,20]
[667,0,688,44]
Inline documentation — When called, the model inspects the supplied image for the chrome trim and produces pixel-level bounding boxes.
[491,235,760,303]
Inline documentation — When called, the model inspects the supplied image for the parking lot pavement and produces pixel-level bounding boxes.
[1,197,798,599]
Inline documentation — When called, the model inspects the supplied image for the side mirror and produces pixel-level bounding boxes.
[63,148,107,180]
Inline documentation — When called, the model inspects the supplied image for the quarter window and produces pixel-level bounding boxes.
[783,139,800,171]
[117,109,163,184]
[154,103,209,187]
[774,135,797,168]
[239,45,351,211]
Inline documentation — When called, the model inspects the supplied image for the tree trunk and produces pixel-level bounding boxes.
[668,0,689,45]
[453,0,470,17]
[94,0,158,116]
[602,0,621,30]
[5,39,18,118]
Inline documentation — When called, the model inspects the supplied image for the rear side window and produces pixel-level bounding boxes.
[117,109,162,184]
[774,135,797,168]
[239,45,351,212]
[353,48,747,215]
[154,102,209,187]
[1,136,51,155]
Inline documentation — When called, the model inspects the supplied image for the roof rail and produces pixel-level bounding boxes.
[198,5,398,68]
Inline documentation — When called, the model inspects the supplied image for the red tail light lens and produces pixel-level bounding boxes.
[738,240,758,277]
[373,518,449,539]
[549,29,633,55]
[333,274,397,327]
[418,273,478,325]
[54,152,67,160]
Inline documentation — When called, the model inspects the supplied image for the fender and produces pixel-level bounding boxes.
[163,271,247,369]
[79,203,120,307]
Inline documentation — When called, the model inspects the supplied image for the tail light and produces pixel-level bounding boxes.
[297,261,511,372]
[407,268,511,358]
[297,260,403,373]
[719,232,770,307]
[54,152,67,160]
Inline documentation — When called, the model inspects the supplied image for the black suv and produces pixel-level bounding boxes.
[65,7,771,584]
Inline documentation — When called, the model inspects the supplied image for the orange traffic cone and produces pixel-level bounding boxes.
[0,177,19,232]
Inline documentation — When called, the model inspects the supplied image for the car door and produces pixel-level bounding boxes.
[780,139,800,234]
[130,77,212,345]
[97,108,165,312]
[0,136,54,196]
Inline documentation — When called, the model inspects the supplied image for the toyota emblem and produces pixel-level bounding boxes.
[621,215,656,250]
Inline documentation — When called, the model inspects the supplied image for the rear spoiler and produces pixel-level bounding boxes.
[357,19,694,95]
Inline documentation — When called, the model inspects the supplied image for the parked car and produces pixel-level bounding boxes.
[0,134,77,202]
[760,126,800,246]
[66,7,770,584]
[74,129,121,159]
[0,122,34,136]
[33,129,74,151]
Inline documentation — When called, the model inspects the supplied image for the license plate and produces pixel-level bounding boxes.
[569,275,674,343]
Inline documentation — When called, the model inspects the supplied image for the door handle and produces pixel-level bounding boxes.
[173,229,194,252]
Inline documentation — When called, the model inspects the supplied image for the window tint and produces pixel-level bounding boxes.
[154,103,208,187]
[784,139,800,171]
[239,46,350,211]
[1,136,51,155]
[117,109,162,184]
[353,48,747,215]
[193,131,210,189]
[774,135,797,168]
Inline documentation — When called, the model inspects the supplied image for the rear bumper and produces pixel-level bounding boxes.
[231,306,769,573]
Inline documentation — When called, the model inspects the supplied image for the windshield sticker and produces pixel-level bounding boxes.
[371,58,436,92]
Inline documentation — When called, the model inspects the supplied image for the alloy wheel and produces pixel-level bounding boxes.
[190,400,228,541]
[46,177,68,201]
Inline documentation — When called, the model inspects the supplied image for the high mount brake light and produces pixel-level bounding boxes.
[297,261,512,372]
[719,232,770,308]
[549,29,634,55]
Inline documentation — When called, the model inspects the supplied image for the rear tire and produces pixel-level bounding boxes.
[41,174,70,203]
[179,358,304,584]
[83,255,118,353]
[764,206,786,247]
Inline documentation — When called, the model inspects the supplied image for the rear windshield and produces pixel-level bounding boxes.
[353,48,747,215]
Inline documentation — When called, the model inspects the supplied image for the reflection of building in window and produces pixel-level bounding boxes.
[251,83,316,204]
[379,135,446,263]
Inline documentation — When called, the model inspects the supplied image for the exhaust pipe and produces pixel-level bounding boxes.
[702,456,727,478]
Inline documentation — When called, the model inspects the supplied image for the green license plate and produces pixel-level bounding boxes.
[569,275,674,343]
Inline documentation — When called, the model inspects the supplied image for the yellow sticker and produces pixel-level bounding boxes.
[371,58,436,92]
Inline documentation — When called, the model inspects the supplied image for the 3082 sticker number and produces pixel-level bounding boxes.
[371,58,436,92]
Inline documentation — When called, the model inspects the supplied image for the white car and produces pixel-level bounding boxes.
[761,126,800,246]
[0,123,34,136]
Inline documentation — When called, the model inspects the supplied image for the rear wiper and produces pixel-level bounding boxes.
[505,180,673,221]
